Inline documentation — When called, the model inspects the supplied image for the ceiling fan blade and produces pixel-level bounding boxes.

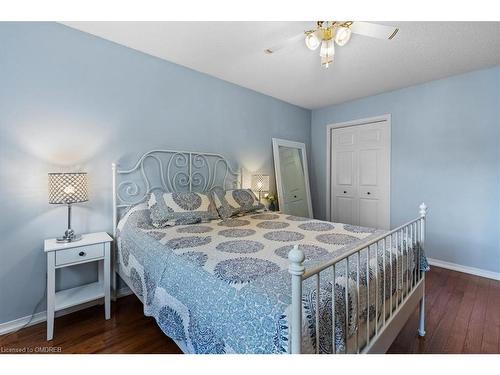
[264,32,304,54]
[350,21,399,40]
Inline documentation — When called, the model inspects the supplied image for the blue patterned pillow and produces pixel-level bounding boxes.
[212,188,265,219]
[148,189,219,228]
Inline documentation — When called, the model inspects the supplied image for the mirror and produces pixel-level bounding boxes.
[272,138,313,218]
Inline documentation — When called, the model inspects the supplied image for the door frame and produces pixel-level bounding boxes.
[325,114,391,226]
[272,138,314,218]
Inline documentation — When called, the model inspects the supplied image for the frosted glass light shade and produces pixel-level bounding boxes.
[319,39,335,58]
[251,174,270,192]
[334,26,352,46]
[48,172,88,204]
[305,31,321,50]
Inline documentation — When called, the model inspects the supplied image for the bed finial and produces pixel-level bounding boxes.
[288,244,305,271]
[419,202,427,217]
[288,244,305,354]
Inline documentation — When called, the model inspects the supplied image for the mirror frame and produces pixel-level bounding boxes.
[272,138,313,218]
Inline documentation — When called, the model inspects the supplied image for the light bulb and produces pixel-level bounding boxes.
[320,39,335,58]
[334,26,352,46]
[305,31,321,50]
[64,185,75,195]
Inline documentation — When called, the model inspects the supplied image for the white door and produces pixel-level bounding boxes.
[330,121,390,229]
[279,146,309,217]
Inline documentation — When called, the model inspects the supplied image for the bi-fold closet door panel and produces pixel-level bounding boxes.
[331,126,358,225]
[331,121,390,229]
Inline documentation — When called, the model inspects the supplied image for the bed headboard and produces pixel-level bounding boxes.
[112,149,241,233]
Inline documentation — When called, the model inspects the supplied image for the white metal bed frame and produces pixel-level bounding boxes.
[112,149,427,354]
[111,149,241,294]
[289,203,427,353]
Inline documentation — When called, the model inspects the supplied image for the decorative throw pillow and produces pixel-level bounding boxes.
[148,189,219,228]
[212,188,265,219]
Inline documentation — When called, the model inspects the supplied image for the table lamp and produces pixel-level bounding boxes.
[48,172,88,243]
[251,174,270,202]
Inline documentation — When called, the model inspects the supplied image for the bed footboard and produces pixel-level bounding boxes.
[288,203,428,354]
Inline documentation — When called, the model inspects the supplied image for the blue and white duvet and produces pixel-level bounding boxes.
[116,204,427,354]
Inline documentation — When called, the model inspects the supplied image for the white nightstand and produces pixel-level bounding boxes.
[44,232,113,341]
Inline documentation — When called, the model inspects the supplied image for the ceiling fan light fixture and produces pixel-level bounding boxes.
[305,30,321,50]
[334,26,352,46]
[266,21,398,70]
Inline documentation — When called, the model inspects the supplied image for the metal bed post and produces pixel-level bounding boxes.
[111,162,118,300]
[288,245,305,354]
[418,203,427,337]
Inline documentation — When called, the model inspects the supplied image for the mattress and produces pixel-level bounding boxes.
[116,204,428,354]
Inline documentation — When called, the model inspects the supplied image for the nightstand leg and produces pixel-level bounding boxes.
[47,252,55,341]
[104,243,111,320]
[98,259,104,305]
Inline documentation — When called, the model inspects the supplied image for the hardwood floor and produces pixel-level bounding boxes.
[0,295,181,354]
[1,266,499,354]
[388,266,500,354]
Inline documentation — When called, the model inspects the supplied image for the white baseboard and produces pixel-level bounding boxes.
[0,311,47,337]
[427,257,500,281]
[0,287,135,336]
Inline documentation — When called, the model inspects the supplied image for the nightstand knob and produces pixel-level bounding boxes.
[79,251,86,257]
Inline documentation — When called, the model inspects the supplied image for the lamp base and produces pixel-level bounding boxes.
[56,229,82,243]
[56,235,82,243]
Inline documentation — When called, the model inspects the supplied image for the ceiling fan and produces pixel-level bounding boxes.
[265,21,399,68]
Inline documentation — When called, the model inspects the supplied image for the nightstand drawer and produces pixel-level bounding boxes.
[56,243,104,266]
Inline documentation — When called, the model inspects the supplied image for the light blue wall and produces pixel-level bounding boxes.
[311,66,500,273]
[0,22,311,324]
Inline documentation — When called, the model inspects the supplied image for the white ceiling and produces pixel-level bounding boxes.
[61,21,500,109]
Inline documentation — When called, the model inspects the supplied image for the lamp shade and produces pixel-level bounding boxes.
[48,172,88,204]
[251,174,270,192]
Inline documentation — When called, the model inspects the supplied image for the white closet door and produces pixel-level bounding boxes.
[330,121,390,229]
[331,127,358,225]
